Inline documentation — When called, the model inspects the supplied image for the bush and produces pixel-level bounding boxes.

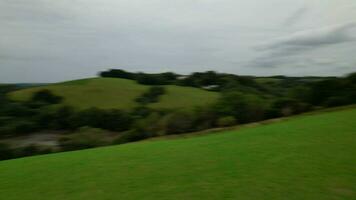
[132,113,162,137]
[12,144,54,158]
[114,130,147,144]
[59,127,108,151]
[14,120,38,134]
[131,106,153,118]
[214,92,265,123]
[0,120,38,136]
[0,143,13,160]
[52,106,76,130]
[135,73,176,85]
[19,144,43,157]
[72,108,132,131]
[217,116,237,127]
[1,102,35,117]
[99,69,135,79]
[192,106,218,130]
[324,96,350,107]
[31,89,62,105]
[268,99,312,117]
[136,86,166,105]
[158,112,194,135]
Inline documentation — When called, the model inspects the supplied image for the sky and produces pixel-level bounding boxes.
[1,0,356,83]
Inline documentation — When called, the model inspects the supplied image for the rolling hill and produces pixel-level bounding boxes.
[0,107,355,199]
[8,78,219,110]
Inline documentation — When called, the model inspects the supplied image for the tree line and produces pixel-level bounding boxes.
[0,71,355,160]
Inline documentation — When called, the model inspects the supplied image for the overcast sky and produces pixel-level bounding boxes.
[1,0,356,83]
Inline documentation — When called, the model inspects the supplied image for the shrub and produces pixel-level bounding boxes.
[217,116,237,127]
[0,143,13,160]
[114,130,149,144]
[72,108,132,131]
[100,69,134,79]
[269,99,312,117]
[214,92,265,123]
[324,96,350,107]
[192,106,218,130]
[131,106,153,118]
[13,120,38,134]
[59,127,108,151]
[52,106,76,130]
[136,86,166,105]
[135,73,172,85]
[31,89,62,105]
[19,144,42,157]
[0,120,38,136]
[158,112,194,135]
[131,112,162,137]
[13,144,54,158]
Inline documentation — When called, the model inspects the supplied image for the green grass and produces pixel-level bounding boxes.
[9,78,219,110]
[1,108,355,200]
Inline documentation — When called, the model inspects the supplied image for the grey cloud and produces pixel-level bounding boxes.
[260,22,356,50]
[283,6,308,26]
[1,0,356,82]
[249,22,356,68]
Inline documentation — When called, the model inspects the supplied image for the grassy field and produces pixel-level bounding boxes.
[9,78,219,110]
[0,108,355,200]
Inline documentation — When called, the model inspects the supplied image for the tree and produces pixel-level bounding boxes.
[0,143,13,160]
[100,69,134,79]
[31,89,62,105]
[158,111,194,135]
[136,86,166,105]
[214,92,265,123]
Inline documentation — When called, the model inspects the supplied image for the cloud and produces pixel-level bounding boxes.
[249,22,356,68]
[283,6,308,26]
[1,0,356,82]
[260,22,356,50]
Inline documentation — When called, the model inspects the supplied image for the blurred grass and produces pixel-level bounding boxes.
[0,107,355,199]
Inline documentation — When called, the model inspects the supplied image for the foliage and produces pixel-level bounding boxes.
[100,69,135,79]
[214,92,265,123]
[157,111,195,135]
[136,86,166,105]
[135,72,177,85]
[266,99,312,118]
[307,77,356,106]
[217,116,237,127]
[59,127,108,151]
[30,89,63,105]
[0,143,13,160]
[100,69,178,85]
[71,108,133,131]
[1,70,356,160]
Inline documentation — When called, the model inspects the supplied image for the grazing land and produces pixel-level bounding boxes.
[0,107,355,200]
[9,78,219,110]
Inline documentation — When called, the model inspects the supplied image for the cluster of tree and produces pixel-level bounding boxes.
[99,69,263,91]
[1,71,355,161]
[306,73,356,107]
[0,89,133,138]
[136,86,165,105]
[100,69,178,85]
[0,142,53,161]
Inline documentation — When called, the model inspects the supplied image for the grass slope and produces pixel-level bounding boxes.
[9,78,219,110]
[1,109,355,200]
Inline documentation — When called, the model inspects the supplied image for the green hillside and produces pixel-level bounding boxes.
[0,108,355,200]
[9,78,219,110]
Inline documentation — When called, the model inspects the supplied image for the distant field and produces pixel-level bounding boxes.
[9,78,219,110]
[0,108,355,200]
